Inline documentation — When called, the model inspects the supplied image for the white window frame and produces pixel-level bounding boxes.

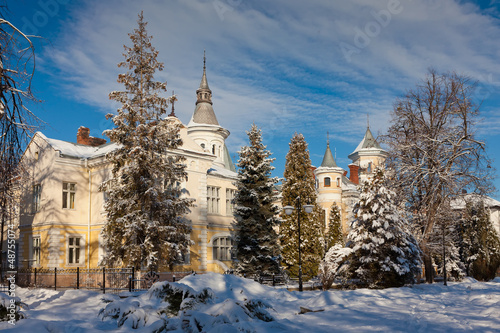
[62,182,76,209]
[212,237,235,261]
[32,236,41,267]
[226,188,236,216]
[32,184,41,213]
[207,186,220,214]
[67,236,84,266]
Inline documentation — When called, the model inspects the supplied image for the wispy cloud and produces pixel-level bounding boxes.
[38,0,500,192]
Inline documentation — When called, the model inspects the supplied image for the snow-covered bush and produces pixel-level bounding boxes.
[181,298,275,332]
[99,281,213,328]
[0,293,27,322]
[148,281,214,317]
[319,244,353,290]
[98,278,277,332]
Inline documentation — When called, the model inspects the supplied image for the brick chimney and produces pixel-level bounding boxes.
[348,164,359,185]
[77,126,107,147]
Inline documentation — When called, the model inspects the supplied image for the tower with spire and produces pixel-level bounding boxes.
[187,52,234,171]
[347,124,388,184]
[314,135,347,229]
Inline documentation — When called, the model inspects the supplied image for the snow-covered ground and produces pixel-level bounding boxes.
[1,273,499,332]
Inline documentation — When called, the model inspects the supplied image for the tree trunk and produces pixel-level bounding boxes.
[421,244,434,283]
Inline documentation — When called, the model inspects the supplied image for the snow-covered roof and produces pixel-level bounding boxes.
[451,193,500,210]
[207,165,237,179]
[342,175,358,191]
[37,132,118,159]
[351,127,382,155]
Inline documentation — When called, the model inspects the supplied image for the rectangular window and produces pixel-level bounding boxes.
[62,182,76,209]
[68,237,81,264]
[207,186,220,214]
[32,236,41,266]
[226,189,236,216]
[32,184,41,213]
[213,237,235,261]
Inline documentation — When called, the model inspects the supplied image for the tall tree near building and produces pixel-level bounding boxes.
[234,124,280,276]
[100,12,193,271]
[280,133,323,278]
[324,204,344,253]
[459,199,500,281]
[340,168,422,288]
[382,69,495,283]
[0,15,41,273]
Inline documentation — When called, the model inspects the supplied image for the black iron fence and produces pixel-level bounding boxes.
[9,268,193,294]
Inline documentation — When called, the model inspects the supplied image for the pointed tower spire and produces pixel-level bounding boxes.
[320,135,337,168]
[169,91,177,117]
[190,51,219,125]
[199,49,210,91]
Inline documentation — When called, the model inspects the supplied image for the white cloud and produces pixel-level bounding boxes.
[39,0,500,186]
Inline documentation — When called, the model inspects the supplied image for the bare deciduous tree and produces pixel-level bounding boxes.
[0,15,41,274]
[382,69,495,283]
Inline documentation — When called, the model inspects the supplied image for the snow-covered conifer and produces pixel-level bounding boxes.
[324,204,344,253]
[342,168,421,288]
[234,124,280,276]
[280,133,323,278]
[99,12,193,270]
[460,199,500,281]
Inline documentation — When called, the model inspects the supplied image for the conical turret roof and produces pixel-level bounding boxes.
[320,142,337,168]
[191,51,219,126]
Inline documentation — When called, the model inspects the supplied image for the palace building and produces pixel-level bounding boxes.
[15,56,392,274]
[17,58,238,274]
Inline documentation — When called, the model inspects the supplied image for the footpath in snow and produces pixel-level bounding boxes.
[1,274,499,332]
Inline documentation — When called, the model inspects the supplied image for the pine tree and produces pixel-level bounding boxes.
[324,204,344,253]
[99,12,193,271]
[280,133,323,279]
[341,168,421,288]
[460,199,500,281]
[234,124,280,276]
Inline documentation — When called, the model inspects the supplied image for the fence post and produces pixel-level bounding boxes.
[34,268,37,287]
[103,267,106,294]
[132,267,135,291]
[273,274,276,287]
[77,267,80,290]
[54,267,57,291]
[129,273,132,292]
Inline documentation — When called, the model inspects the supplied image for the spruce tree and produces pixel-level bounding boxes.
[342,168,421,288]
[280,133,323,279]
[99,12,193,271]
[460,199,500,281]
[324,204,344,253]
[234,124,280,276]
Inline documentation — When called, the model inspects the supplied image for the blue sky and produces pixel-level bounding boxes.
[7,0,500,200]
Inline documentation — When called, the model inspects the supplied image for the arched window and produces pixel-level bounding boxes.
[336,177,341,187]
[212,237,235,261]
[324,177,331,187]
[212,144,216,155]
